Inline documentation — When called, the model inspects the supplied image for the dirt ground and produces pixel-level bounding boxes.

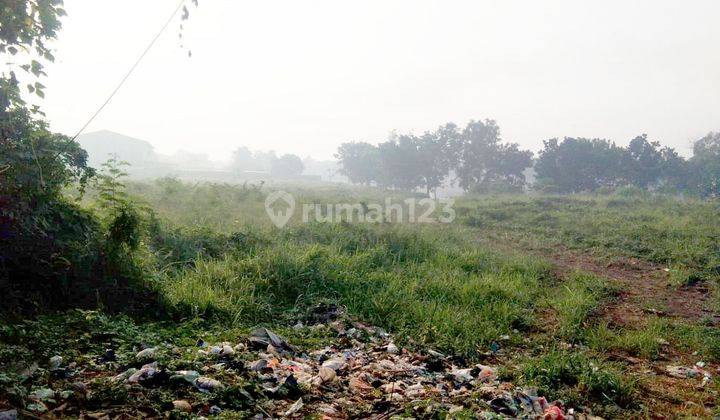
[479,230,720,418]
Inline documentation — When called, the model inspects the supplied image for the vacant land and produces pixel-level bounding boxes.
[2,181,719,418]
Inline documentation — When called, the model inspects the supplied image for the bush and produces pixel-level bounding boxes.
[614,185,648,198]
[472,179,525,194]
[0,113,154,315]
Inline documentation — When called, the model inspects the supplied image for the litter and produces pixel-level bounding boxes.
[48,356,62,370]
[170,370,200,385]
[128,362,159,383]
[135,347,157,360]
[4,310,601,418]
[248,328,294,353]
[172,400,192,412]
[665,365,711,380]
[317,366,336,383]
[284,398,304,416]
[195,376,224,392]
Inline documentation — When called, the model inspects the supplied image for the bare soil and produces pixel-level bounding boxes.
[478,230,720,418]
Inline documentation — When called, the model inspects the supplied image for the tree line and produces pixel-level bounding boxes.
[230,147,304,178]
[335,120,720,198]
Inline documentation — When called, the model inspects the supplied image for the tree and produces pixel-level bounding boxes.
[335,142,380,185]
[454,120,533,192]
[377,134,424,191]
[230,146,256,173]
[624,135,664,188]
[1,0,65,114]
[534,137,626,193]
[270,153,304,178]
[0,1,103,311]
[623,134,687,190]
[0,1,151,312]
[0,0,86,220]
[416,123,457,196]
[690,132,720,197]
[335,120,531,194]
[657,146,689,192]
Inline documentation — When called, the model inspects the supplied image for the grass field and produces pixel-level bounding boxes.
[3,180,720,417]
[457,190,720,288]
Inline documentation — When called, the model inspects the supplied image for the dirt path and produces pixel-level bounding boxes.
[477,230,720,417]
[544,248,718,327]
[478,231,718,328]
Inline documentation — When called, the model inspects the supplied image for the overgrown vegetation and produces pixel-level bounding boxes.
[5,174,720,416]
[3,1,720,417]
[458,192,720,286]
[156,222,553,355]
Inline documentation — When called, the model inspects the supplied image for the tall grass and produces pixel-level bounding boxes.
[158,222,553,356]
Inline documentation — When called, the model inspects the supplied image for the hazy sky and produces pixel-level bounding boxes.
[40,0,720,161]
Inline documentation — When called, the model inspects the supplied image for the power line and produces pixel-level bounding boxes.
[71,0,187,141]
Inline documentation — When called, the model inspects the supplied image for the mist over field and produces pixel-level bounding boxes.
[2,1,720,418]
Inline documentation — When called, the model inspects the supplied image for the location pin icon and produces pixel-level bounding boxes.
[265,191,295,228]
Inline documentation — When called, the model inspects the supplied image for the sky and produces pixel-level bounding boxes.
[38,0,720,161]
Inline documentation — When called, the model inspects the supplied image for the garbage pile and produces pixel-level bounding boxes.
[0,309,602,419]
[234,320,602,419]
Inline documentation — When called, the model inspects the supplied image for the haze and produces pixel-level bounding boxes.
[41,0,720,161]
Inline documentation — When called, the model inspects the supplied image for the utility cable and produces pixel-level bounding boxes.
[71,0,187,141]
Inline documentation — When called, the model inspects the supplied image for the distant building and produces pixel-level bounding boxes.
[77,130,158,168]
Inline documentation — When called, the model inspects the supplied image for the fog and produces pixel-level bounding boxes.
[41,0,720,162]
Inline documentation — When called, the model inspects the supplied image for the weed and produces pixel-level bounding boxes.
[547,272,608,340]
[520,349,637,409]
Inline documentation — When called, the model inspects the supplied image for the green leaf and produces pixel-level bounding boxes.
[8,46,18,55]
[31,60,44,77]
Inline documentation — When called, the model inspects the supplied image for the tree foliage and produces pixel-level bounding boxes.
[0,108,100,312]
[535,138,627,193]
[417,124,456,195]
[336,120,534,194]
[270,153,304,178]
[623,134,687,190]
[335,142,380,185]
[690,132,720,198]
[229,147,305,178]
[0,0,152,314]
[455,120,533,192]
[1,0,66,112]
[230,146,256,172]
[534,136,692,194]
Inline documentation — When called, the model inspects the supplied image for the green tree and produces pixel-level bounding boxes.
[1,0,65,114]
[0,107,100,311]
[335,141,380,185]
[534,137,626,193]
[270,153,304,178]
[454,120,533,192]
[230,146,257,173]
[377,134,425,191]
[0,1,147,313]
[623,134,687,190]
[690,132,720,197]
[416,123,457,196]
